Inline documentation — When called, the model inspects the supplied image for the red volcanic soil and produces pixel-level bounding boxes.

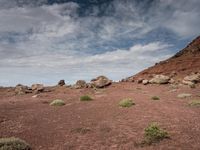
[133,36,200,80]
[1,83,200,150]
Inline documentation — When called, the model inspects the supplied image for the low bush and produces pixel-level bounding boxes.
[188,100,200,107]
[119,98,135,107]
[50,99,65,106]
[151,96,160,100]
[80,95,93,101]
[143,122,169,145]
[0,137,31,150]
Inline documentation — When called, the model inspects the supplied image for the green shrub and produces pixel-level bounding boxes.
[71,127,91,134]
[188,100,200,107]
[119,98,135,107]
[50,99,65,106]
[143,123,169,145]
[80,95,93,101]
[0,137,31,150]
[151,96,160,100]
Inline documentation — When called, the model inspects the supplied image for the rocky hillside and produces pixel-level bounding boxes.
[131,36,200,80]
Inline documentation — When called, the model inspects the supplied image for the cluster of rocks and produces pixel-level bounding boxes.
[15,84,45,95]
[72,76,112,89]
[15,75,112,95]
[129,72,200,87]
[132,74,171,85]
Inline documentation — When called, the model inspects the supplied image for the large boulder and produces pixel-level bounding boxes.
[183,74,200,83]
[74,80,87,89]
[149,75,170,84]
[15,84,31,95]
[91,76,112,88]
[31,84,44,93]
[58,80,65,86]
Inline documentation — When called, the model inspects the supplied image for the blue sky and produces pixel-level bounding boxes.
[0,0,200,86]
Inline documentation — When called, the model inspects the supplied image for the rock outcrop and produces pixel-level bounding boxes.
[91,76,112,88]
[149,75,170,84]
[74,80,87,89]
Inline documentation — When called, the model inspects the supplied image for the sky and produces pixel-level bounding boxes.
[0,0,200,86]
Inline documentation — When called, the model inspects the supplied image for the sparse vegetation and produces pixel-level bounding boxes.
[0,137,31,150]
[80,95,93,101]
[50,99,65,106]
[143,122,169,145]
[71,127,91,134]
[119,98,135,107]
[188,100,200,107]
[136,87,142,90]
[151,96,160,100]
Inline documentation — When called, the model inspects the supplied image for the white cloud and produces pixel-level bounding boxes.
[0,42,172,85]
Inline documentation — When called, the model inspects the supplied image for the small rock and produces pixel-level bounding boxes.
[128,77,135,82]
[169,79,175,84]
[58,80,65,86]
[142,79,149,85]
[177,93,192,98]
[137,78,143,84]
[170,71,177,78]
[74,80,87,89]
[182,80,195,86]
[32,95,38,98]
[31,84,44,93]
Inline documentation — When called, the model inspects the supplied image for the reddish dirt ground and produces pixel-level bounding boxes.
[1,83,200,150]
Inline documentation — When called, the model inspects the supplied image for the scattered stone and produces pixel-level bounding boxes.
[32,95,38,98]
[189,84,196,88]
[74,80,87,89]
[169,84,179,89]
[182,73,200,85]
[137,78,144,84]
[91,76,112,88]
[127,77,135,82]
[121,77,134,82]
[170,89,177,92]
[31,84,44,93]
[142,79,149,85]
[169,78,175,84]
[169,71,177,78]
[15,84,31,95]
[149,75,170,84]
[182,80,195,86]
[177,93,192,98]
[58,80,65,86]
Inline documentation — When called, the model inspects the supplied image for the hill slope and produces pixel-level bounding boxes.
[132,36,200,80]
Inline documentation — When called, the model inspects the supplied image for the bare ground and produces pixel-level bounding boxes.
[1,83,200,150]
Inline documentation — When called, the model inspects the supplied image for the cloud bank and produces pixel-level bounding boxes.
[0,0,200,86]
